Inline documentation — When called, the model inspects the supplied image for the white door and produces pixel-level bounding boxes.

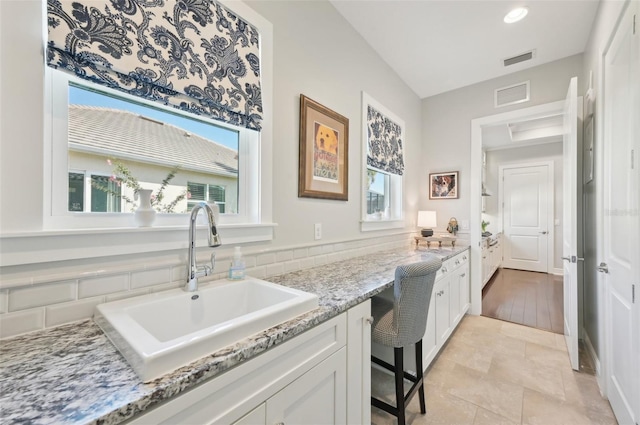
[502,164,550,273]
[266,348,347,425]
[603,4,639,424]
[562,76,579,371]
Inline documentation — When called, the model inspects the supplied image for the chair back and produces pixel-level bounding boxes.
[392,256,442,347]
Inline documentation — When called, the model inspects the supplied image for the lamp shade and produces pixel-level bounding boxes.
[417,211,437,228]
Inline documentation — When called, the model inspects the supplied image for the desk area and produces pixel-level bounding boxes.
[414,235,457,249]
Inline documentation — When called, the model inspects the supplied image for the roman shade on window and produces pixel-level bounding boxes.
[46,0,263,131]
[366,105,404,175]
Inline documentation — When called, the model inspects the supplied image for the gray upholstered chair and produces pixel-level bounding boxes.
[371,257,442,425]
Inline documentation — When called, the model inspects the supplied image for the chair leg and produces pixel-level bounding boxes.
[415,340,426,414]
[394,347,406,425]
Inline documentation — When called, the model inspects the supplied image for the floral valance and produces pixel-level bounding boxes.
[366,105,404,175]
[47,0,263,131]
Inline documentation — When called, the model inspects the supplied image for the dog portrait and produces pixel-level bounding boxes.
[429,171,459,199]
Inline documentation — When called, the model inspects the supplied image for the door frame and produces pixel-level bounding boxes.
[470,100,564,316]
[498,160,555,274]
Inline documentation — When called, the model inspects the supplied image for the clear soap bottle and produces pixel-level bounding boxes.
[228,246,246,280]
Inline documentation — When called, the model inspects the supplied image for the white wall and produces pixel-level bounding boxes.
[421,54,584,234]
[581,0,628,364]
[484,143,564,271]
[245,1,422,246]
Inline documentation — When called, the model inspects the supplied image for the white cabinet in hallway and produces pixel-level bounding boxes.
[482,234,502,288]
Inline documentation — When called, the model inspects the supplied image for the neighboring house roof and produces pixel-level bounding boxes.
[68,105,238,176]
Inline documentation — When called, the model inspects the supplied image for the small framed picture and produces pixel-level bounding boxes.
[298,95,349,200]
[429,171,459,199]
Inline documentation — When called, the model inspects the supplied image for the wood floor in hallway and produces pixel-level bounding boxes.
[481,268,564,334]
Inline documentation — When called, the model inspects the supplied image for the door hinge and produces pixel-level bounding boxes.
[633,14,636,35]
[633,284,636,303]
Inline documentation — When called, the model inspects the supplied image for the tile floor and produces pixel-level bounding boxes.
[371,315,617,425]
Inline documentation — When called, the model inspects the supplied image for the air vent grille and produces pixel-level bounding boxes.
[503,49,536,67]
[494,81,530,108]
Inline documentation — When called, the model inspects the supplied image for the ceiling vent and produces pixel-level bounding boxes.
[494,81,530,108]
[503,49,536,67]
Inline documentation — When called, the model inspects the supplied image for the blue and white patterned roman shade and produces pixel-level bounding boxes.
[366,105,404,175]
[47,0,263,131]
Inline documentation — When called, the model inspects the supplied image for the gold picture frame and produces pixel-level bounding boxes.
[429,171,459,199]
[298,95,349,200]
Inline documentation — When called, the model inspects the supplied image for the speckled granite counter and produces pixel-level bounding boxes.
[0,244,468,425]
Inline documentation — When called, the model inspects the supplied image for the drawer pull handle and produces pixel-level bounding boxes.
[461,273,466,277]
[365,316,374,325]
[442,267,448,273]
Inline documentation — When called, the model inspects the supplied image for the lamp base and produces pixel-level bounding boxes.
[421,229,434,237]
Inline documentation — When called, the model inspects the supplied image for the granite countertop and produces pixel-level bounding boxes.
[0,244,468,425]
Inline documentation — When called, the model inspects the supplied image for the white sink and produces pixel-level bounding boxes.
[94,278,319,381]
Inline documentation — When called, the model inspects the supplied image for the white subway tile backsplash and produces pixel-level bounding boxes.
[213,259,231,275]
[8,281,76,312]
[309,246,323,257]
[314,255,328,266]
[256,253,276,266]
[246,266,266,279]
[300,258,315,269]
[283,260,301,273]
[149,282,182,293]
[322,244,334,254]
[0,309,44,339]
[45,297,104,328]
[275,250,293,262]
[293,248,308,259]
[105,288,150,302]
[130,268,171,290]
[243,255,256,268]
[265,263,284,277]
[171,265,187,284]
[79,275,128,298]
[0,291,7,314]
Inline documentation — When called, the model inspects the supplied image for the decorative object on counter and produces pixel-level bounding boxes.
[429,171,459,199]
[417,210,437,236]
[414,235,457,249]
[298,95,349,200]
[370,257,442,425]
[228,246,246,280]
[134,189,156,227]
[447,217,459,235]
[481,219,490,234]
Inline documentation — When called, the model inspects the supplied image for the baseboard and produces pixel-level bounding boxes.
[552,268,563,276]
[584,332,605,395]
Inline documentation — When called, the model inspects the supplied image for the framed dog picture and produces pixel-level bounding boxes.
[299,95,349,200]
[429,171,459,199]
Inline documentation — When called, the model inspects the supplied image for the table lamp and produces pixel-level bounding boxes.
[417,210,437,237]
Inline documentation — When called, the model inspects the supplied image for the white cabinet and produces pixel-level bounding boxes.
[129,300,371,425]
[266,348,347,425]
[369,249,471,376]
[482,234,502,288]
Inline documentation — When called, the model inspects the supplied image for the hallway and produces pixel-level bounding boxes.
[481,268,564,334]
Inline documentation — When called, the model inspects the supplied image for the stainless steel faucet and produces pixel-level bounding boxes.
[185,202,221,292]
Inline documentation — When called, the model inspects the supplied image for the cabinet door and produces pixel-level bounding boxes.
[346,300,371,425]
[266,347,347,425]
[458,263,470,314]
[449,268,460,325]
[422,285,438,367]
[434,276,451,346]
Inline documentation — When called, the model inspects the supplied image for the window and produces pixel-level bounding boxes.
[361,92,405,231]
[187,182,226,213]
[47,70,259,228]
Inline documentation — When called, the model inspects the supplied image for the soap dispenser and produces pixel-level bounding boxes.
[228,246,246,280]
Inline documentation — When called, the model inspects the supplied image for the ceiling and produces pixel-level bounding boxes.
[330,0,600,99]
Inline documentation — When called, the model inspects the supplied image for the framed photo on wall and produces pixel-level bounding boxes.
[298,95,349,200]
[429,171,459,199]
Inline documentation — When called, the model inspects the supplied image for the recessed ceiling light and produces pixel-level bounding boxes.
[504,7,529,23]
